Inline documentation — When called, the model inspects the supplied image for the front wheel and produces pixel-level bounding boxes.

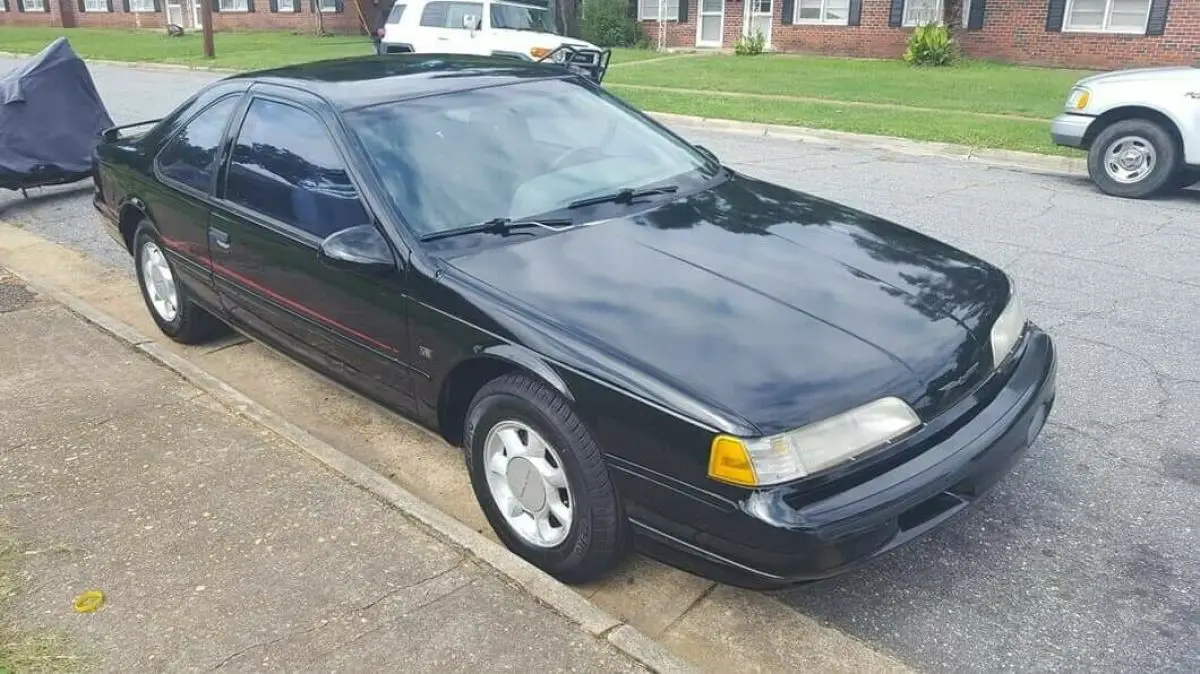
[1086,118,1180,199]
[463,372,628,584]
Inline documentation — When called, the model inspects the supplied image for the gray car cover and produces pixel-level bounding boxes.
[0,37,114,190]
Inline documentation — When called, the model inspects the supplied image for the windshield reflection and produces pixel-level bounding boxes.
[345,78,714,237]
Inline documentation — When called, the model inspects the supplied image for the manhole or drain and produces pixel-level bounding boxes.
[0,276,38,313]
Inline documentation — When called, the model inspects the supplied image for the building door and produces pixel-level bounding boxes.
[165,0,184,26]
[748,0,771,45]
[696,0,723,47]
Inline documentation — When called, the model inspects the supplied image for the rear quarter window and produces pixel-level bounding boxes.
[386,3,405,23]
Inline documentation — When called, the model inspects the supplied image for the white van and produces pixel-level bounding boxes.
[378,0,610,81]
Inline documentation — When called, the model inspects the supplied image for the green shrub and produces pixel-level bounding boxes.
[903,23,957,66]
[581,0,649,49]
[733,31,766,56]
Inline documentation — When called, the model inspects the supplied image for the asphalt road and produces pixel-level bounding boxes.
[2,58,1197,673]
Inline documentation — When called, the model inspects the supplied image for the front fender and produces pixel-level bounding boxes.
[476,343,574,402]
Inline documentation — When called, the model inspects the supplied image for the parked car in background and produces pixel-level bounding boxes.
[91,54,1056,589]
[378,0,609,82]
[1052,66,1200,199]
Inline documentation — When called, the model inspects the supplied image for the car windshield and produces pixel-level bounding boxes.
[344,78,715,238]
[490,1,555,32]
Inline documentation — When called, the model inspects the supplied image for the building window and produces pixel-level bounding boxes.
[83,0,109,10]
[318,0,338,12]
[1064,0,1151,33]
[795,0,849,24]
[902,0,943,26]
[277,0,294,9]
[129,0,156,10]
[21,0,45,10]
[218,0,248,11]
[638,0,679,21]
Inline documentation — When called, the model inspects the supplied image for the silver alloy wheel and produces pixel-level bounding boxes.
[482,419,573,548]
[140,240,179,323]
[1103,135,1158,185]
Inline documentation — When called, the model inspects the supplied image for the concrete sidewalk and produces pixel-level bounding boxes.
[0,272,649,673]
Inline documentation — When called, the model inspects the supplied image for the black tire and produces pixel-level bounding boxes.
[463,372,628,584]
[1086,118,1180,199]
[132,221,227,345]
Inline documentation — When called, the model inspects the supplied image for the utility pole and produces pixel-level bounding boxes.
[202,0,216,59]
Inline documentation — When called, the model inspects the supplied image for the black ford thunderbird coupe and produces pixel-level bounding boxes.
[92,54,1057,589]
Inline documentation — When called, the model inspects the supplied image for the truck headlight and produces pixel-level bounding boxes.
[708,397,921,487]
[1066,86,1091,112]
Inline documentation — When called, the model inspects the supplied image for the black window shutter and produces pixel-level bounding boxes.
[848,0,862,26]
[293,0,300,12]
[1146,0,1170,36]
[627,0,637,19]
[780,0,793,25]
[17,0,25,12]
[966,0,986,30]
[107,0,115,11]
[337,0,344,13]
[1045,0,1065,31]
[247,0,255,12]
[153,0,161,10]
[77,0,85,12]
[888,0,904,28]
[212,0,220,12]
[677,0,686,22]
[268,0,276,10]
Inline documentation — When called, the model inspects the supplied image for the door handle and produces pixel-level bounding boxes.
[209,228,231,250]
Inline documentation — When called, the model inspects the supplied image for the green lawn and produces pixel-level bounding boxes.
[0,26,655,70]
[606,53,1094,119]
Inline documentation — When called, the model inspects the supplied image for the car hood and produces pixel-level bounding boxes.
[1076,65,1198,87]
[444,173,1011,436]
[492,30,598,53]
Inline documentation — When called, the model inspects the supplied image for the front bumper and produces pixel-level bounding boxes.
[626,326,1057,589]
[1051,113,1094,149]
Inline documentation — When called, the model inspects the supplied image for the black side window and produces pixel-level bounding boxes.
[155,96,239,193]
[419,1,481,28]
[224,99,370,240]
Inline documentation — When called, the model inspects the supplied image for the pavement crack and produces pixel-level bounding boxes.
[353,556,468,613]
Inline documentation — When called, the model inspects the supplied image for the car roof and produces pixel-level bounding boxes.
[224,53,571,111]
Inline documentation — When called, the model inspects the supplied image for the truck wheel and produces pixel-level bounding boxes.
[1087,118,1179,199]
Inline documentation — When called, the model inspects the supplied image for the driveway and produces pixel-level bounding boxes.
[1,57,1197,673]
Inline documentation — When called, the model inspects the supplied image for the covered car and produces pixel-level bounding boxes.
[0,37,114,192]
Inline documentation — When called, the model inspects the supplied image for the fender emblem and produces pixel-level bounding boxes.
[418,345,433,359]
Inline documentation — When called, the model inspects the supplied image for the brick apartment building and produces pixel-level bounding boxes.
[634,0,1199,69]
[0,0,371,34]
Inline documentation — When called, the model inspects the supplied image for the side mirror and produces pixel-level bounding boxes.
[318,224,396,274]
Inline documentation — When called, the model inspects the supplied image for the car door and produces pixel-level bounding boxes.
[147,91,244,312]
[209,88,416,411]
[415,0,486,53]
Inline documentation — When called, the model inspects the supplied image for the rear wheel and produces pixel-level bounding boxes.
[133,221,226,344]
[463,372,628,584]
[1087,118,1180,199]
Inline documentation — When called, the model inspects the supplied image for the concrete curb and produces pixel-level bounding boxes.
[646,111,1088,177]
[4,267,698,674]
[0,49,1084,178]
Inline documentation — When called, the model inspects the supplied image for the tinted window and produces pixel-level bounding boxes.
[155,96,239,193]
[419,1,482,28]
[344,78,712,236]
[224,99,370,239]
[386,2,405,22]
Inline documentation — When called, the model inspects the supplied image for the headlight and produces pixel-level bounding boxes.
[1066,86,1091,112]
[551,49,570,63]
[989,286,1027,368]
[708,397,921,487]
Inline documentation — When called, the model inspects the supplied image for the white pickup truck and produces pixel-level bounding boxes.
[1051,66,1200,199]
[378,0,610,82]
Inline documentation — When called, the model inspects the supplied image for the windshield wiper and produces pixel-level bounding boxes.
[419,217,574,243]
[567,186,679,210]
